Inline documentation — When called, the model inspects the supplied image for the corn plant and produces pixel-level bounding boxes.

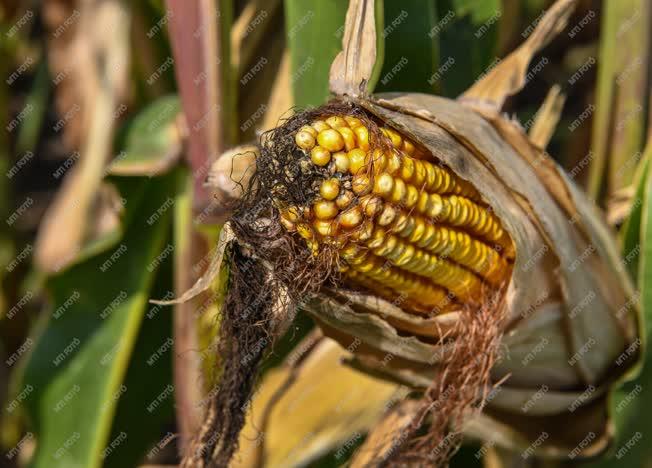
[0,0,650,467]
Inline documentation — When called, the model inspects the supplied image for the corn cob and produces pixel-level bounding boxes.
[280,114,514,314]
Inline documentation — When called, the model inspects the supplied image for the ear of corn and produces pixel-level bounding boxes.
[280,114,514,313]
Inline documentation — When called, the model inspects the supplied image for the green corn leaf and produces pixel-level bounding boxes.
[436,0,501,97]
[375,0,438,94]
[621,158,649,282]
[21,171,178,468]
[591,150,651,466]
[284,0,349,107]
[109,95,182,177]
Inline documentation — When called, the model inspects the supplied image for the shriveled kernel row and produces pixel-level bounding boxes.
[342,239,483,303]
[353,170,511,252]
[367,139,479,200]
[342,251,454,312]
[370,213,507,285]
[343,193,507,283]
[283,114,514,312]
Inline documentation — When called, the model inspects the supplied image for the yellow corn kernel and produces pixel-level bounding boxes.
[352,174,372,195]
[373,173,394,196]
[353,125,370,151]
[333,152,350,172]
[344,116,362,128]
[381,127,402,148]
[311,120,330,132]
[317,129,345,152]
[336,190,354,209]
[348,148,368,174]
[314,200,338,220]
[402,139,416,155]
[311,146,331,166]
[339,206,363,228]
[326,116,348,129]
[337,127,356,152]
[295,131,316,150]
[313,219,337,236]
[299,125,317,137]
[361,195,383,217]
[320,179,340,200]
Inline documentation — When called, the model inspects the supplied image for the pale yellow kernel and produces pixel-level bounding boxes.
[299,125,318,137]
[393,213,409,232]
[395,245,416,266]
[373,173,395,196]
[371,149,387,171]
[313,219,338,236]
[382,127,402,148]
[345,116,362,127]
[352,220,374,241]
[352,174,372,195]
[408,219,426,243]
[326,116,348,128]
[311,120,330,132]
[336,191,354,209]
[353,126,370,151]
[348,148,368,174]
[333,152,350,172]
[319,179,340,200]
[310,146,331,166]
[417,192,429,213]
[366,229,386,249]
[314,200,338,220]
[428,194,444,218]
[361,196,382,217]
[317,129,345,152]
[405,185,419,208]
[402,139,416,155]
[386,152,401,174]
[417,224,435,247]
[338,127,356,151]
[295,131,316,150]
[377,204,397,226]
[339,206,363,228]
[374,234,398,256]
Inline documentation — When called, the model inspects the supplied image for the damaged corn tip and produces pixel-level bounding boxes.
[281,114,514,314]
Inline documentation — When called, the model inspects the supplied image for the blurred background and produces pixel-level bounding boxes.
[1,0,650,466]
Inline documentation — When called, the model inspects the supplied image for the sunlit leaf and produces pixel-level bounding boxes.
[284,0,349,106]
[109,95,182,177]
[22,171,178,468]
